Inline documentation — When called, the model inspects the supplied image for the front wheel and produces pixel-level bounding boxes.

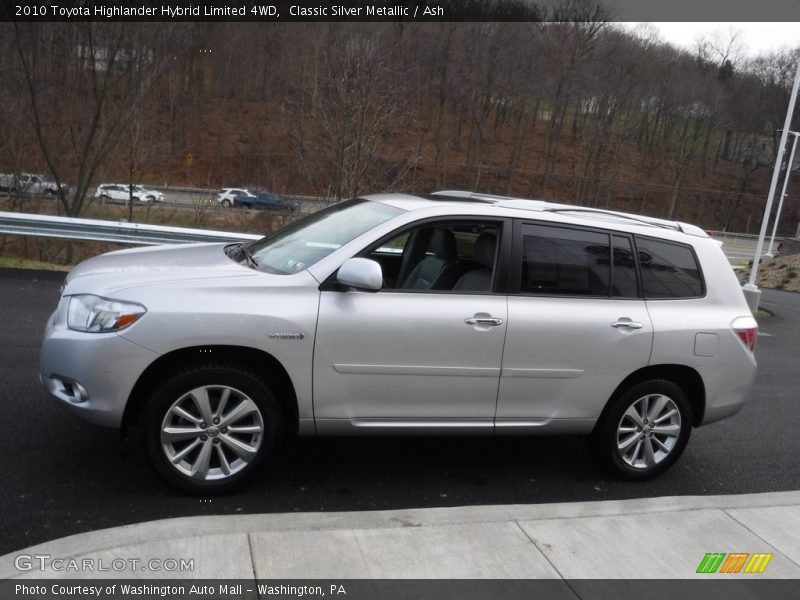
[221,199,231,208]
[592,379,692,480]
[143,365,282,493]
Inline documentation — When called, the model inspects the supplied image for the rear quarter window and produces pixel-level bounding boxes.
[636,237,704,299]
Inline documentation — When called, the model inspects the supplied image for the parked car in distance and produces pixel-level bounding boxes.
[94,183,165,204]
[0,172,68,195]
[40,191,758,493]
[217,188,255,207]
[235,191,298,212]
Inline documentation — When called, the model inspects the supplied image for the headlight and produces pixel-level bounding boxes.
[67,294,146,333]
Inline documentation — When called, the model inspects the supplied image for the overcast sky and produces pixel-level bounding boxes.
[622,22,799,58]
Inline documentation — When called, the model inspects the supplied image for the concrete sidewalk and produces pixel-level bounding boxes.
[2,491,799,580]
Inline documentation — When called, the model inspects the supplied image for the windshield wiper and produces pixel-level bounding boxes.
[230,242,259,269]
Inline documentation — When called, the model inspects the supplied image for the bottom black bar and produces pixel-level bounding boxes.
[3,579,800,600]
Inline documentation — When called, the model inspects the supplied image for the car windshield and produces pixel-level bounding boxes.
[244,198,404,274]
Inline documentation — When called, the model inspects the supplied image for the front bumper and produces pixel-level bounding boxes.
[40,308,159,428]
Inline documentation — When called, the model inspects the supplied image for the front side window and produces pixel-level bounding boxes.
[636,237,703,298]
[245,199,404,274]
[364,221,501,292]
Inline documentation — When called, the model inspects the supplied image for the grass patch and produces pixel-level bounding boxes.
[0,256,71,272]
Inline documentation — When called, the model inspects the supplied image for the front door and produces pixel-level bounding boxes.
[313,219,508,434]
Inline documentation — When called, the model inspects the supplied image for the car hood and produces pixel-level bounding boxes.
[64,243,261,295]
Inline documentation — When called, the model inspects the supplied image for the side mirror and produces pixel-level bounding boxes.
[337,258,383,291]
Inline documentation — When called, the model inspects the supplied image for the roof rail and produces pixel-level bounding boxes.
[430,191,682,232]
[430,190,540,204]
[542,207,682,231]
[429,190,499,203]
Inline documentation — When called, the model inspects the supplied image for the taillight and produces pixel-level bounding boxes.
[731,316,758,351]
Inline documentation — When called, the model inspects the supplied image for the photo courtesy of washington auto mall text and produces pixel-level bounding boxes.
[12,582,348,598]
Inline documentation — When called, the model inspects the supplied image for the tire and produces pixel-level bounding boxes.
[100,194,111,203]
[592,379,692,480]
[142,364,283,493]
[221,199,231,208]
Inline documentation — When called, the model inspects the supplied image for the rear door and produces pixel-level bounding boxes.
[495,221,654,432]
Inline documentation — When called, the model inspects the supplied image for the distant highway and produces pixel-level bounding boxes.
[711,232,784,260]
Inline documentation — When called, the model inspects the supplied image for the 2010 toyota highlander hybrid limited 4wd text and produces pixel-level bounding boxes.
[40,191,758,492]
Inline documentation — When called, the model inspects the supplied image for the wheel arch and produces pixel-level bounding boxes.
[122,345,299,437]
[593,364,706,432]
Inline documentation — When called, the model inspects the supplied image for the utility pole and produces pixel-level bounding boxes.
[767,130,799,256]
[743,59,800,312]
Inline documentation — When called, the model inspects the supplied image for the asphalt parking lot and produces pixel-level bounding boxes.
[1,267,798,555]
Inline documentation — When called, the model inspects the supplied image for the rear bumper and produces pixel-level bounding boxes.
[699,351,757,426]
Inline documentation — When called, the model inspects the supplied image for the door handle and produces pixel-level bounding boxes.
[465,317,504,326]
[611,320,643,329]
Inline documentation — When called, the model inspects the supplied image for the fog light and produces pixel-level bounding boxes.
[52,376,89,404]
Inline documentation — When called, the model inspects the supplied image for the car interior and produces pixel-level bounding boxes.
[365,222,500,292]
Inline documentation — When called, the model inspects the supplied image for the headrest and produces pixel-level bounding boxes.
[474,232,496,268]
[430,228,457,260]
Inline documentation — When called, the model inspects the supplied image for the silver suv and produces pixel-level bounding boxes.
[40,192,758,492]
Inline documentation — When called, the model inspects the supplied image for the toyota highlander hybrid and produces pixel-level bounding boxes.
[40,191,758,492]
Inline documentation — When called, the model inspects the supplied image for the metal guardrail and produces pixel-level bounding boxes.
[0,211,262,246]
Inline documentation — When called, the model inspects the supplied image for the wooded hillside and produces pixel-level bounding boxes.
[2,21,798,233]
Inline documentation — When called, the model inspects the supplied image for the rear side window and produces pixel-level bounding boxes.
[636,237,703,298]
[520,224,610,296]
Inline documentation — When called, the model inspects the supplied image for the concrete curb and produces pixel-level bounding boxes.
[3,491,800,579]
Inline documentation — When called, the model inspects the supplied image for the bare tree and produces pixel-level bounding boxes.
[293,28,407,201]
[10,23,171,219]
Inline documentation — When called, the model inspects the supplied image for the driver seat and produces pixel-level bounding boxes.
[399,229,460,290]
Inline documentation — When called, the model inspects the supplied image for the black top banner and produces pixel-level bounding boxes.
[2,0,800,22]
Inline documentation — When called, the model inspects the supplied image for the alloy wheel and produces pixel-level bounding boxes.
[616,393,681,469]
[160,385,264,481]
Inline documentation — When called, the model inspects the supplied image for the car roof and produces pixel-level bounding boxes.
[360,191,708,239]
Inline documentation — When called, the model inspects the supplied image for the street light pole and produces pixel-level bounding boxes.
[743,58,800,312]
[767,130,800,256]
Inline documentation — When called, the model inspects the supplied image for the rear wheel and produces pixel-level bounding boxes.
[143,365,282,493]
[593,380,692,480]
